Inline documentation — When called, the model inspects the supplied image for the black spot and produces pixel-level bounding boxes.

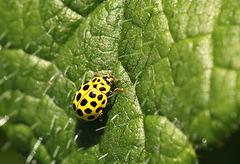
[73,103,76,111]
[76,93,82,101]
[96,107,103,113]
[83,80,89,85]
[77,109,83,116]
[92,78,97,82]
[88,115,95,120]
[103,76,107,80]
[111,80,114,83]
[81,99,88,106]
[83,85,90,91]
[89,91,96,98]
[102,100,106,105]
[97,79,100,82]
[90,101,97,107]
[100,83,104,86]
[103,76,110,84]
[97,94,103,101]
[100,87,106,91]
[78,86,81,91]
[85,108,92,114]
[93,84,97,88]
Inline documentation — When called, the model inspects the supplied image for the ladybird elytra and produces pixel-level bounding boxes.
[73,73,123,121]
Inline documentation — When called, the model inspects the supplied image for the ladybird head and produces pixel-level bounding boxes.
[103,74,118,85]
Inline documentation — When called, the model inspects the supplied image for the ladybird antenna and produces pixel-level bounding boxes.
[102,62,111,75]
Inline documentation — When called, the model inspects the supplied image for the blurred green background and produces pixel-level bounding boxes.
[1,126,240,163]
[0,129,25,164]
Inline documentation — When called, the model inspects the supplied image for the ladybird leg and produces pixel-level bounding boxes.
[99,112,103,122]
[94,69,100,77]
[113,88,124,93]
[108,88,123,98]
[108,88,123,99]
[114,78,121,82]
[114,78,129,82]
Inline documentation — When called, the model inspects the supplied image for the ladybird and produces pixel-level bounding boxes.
[73,71,123,121]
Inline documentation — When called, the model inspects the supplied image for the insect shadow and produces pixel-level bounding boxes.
[75,105,112,149]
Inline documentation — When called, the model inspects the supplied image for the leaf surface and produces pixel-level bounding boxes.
[1,0,240,163]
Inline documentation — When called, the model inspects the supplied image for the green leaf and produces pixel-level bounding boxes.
[0,0,240,163]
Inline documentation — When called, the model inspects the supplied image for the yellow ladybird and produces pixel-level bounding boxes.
[73,73,123,121]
